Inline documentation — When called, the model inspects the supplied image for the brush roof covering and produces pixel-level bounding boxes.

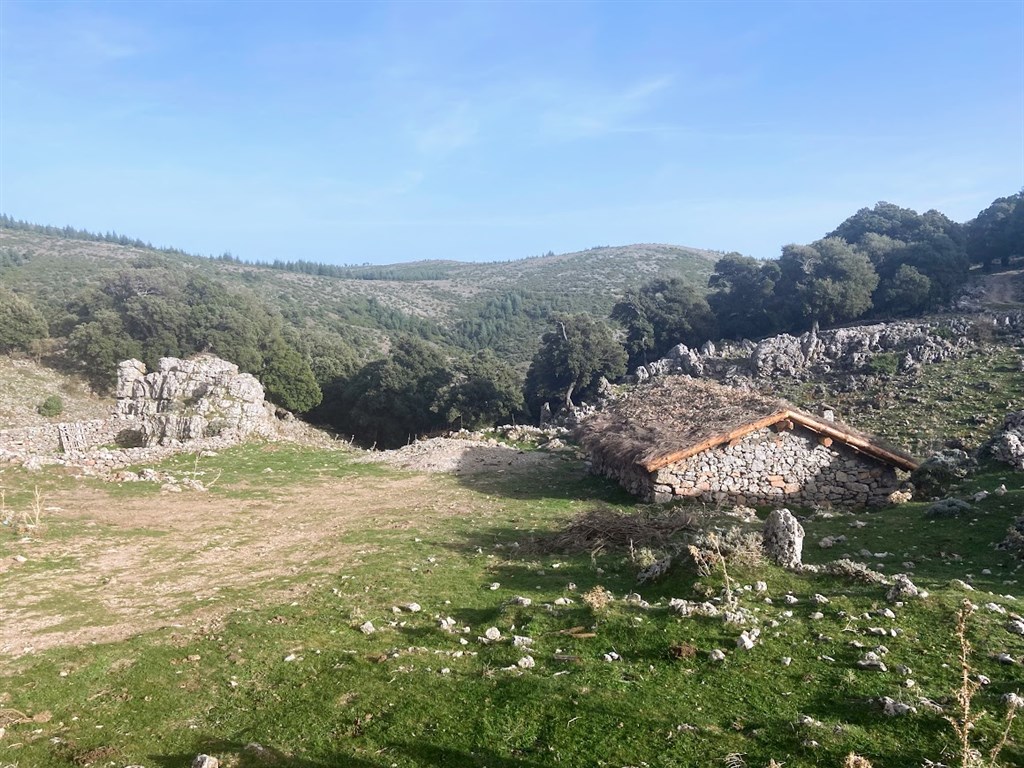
[577,376,918,473]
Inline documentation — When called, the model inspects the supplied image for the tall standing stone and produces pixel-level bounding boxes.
[763,508,805,569]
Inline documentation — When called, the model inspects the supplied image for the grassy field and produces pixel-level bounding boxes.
[2,443,1023,768]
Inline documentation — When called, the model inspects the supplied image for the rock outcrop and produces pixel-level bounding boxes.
[115,356,275,447]
[634,320,974,385]
[990,410,1024,471]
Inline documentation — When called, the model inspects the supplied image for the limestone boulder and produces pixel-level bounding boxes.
[763,508,804,569]
[114,355,276,447]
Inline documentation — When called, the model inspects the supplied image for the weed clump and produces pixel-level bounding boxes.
[925,497,974,519]
[543,504,696,555]
[36,394,63,418]
[1000,515,1024,558]
[911,450,976,496]
[822,558,889,585]
[581,585,613,612]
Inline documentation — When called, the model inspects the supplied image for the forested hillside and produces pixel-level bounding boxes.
[0,191,1021,446]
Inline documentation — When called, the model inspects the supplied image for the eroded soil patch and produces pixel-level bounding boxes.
[1,472,488,657]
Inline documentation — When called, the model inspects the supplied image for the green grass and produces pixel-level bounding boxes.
[779,344,1024,456]
[2,453,1023,767]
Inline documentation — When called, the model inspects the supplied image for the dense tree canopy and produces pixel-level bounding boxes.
[445,350,525,430]
[967,192,1024,270]
[775,238,879,330]
[708,254,781,340]
[0,288,48,354]
[60,266,323,411]
[524,313,626,413]
[611,278,716,368]
[339,336,453,448]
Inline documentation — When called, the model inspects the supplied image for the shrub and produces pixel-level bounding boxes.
[37,395,63,418]
[924,497,973,519]
[866,352,900,376]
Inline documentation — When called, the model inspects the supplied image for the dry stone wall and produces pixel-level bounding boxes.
[636,426,899,507]
[0,419,123,456]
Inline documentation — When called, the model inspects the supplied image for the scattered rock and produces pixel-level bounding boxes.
[824,559,889,585]
[887,489,913,504]
[880,697,916,716]
[1003,692,1024,708]
[191,756,220,768]
[856,652,887,671]
[736,629,761,651]
[358,621,376,635]
[886,574,920,602]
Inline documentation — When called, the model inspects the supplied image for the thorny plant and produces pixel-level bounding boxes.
[688,532,739,610]
[943,599,1019,768]
[1,486,43,530]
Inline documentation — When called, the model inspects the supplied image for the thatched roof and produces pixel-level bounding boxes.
[577,377,918,473]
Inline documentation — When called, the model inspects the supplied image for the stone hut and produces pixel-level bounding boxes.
[577,377,918,507]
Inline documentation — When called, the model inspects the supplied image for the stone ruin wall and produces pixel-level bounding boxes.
[0,355,277,468]
[648,426,900,507]
[585,425,901,507]
[0,419,125,456]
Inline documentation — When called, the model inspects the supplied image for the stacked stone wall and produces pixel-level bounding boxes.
[0,419,130,457]
[648,426,898,507]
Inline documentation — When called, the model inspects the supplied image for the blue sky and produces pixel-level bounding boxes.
[1,1,1021,264]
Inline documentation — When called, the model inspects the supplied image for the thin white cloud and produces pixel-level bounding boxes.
[409,101,480,157]
[538,74,675,139]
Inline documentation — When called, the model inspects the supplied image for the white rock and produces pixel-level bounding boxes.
[513,635,534,647]
[484,627,501,641]
[359,621,376,635]
[737,628,761,651]
[709,649,726,662]
[510,596,532,607]
[985,602,1007,615]
[192,757,220,768]
[856,652,887,671]
[1003,692,1024,708]
[517,655,536,669]
[881,697,916,716]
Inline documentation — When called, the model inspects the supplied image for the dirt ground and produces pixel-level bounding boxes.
[0,470,492,659]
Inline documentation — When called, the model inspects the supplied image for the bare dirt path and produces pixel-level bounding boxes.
[975,268,1023,309]
[0,471,489,659]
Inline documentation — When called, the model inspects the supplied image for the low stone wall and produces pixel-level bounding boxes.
[648,426,899,507]
[0,418,131,456]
